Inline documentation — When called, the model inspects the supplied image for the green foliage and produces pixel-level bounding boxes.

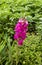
[0,0,42,34]
[0,0,42,65]
[0,34,42,65]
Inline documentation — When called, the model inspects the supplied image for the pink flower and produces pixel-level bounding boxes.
[14,18,28,46]
[18,39,23,46]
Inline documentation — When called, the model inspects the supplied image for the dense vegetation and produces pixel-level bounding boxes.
[0,0,42,65]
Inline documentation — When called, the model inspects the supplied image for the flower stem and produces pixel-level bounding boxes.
[16,44,19,65]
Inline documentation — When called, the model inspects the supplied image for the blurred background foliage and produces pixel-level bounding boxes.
[0,0,42,65]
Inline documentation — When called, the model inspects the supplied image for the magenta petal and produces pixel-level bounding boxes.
[18,39,23,46]
[14,18,28,46]
[14,33,18,40]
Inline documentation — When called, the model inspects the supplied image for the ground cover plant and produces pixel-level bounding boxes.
[0,0,42,65]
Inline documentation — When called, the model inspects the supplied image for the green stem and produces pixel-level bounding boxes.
[16,46,18,65]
